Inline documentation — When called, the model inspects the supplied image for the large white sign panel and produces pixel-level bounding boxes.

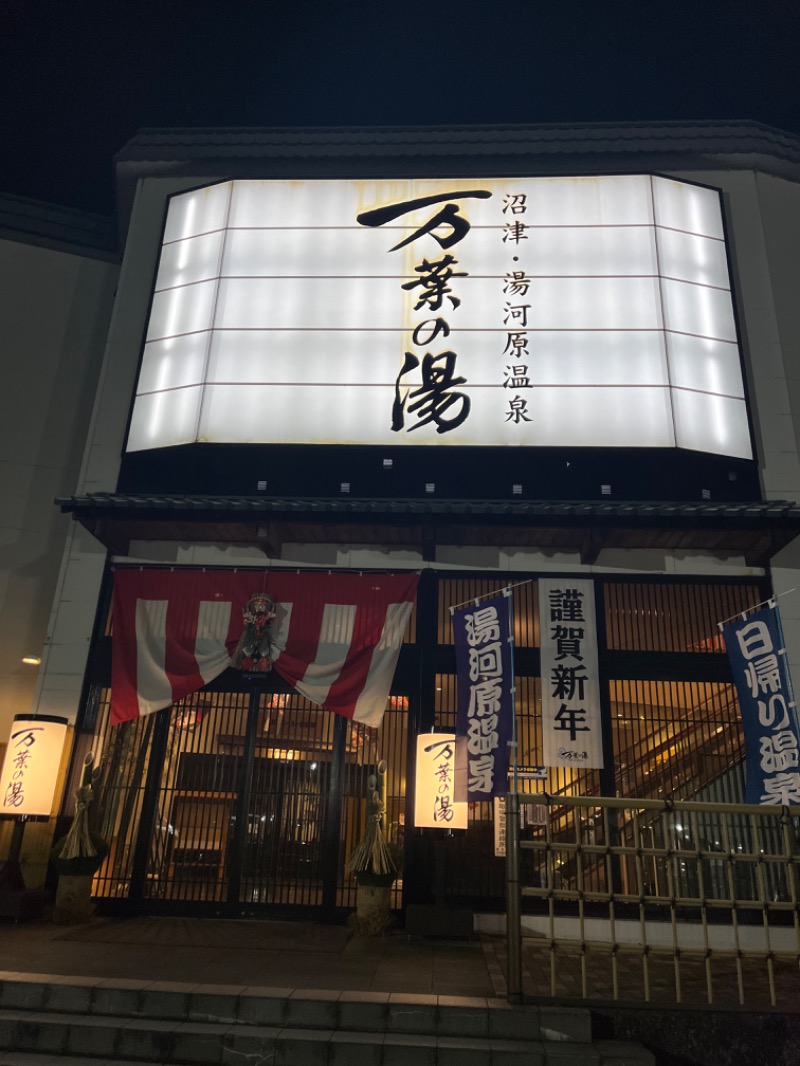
[539,580,604,770]
[127,176,751,459]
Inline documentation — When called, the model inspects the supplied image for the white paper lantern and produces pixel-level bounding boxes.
[0,715,68,817]
[414,732,468,830]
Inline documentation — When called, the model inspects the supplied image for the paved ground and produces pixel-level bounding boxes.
[3,915,798,1013]
[1,916,507,999]
[4,915,800,1066]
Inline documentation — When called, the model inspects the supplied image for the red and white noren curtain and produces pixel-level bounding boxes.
[111,569,419,728]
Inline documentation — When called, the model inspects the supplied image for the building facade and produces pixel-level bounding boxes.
[0,195,118,884]
[6,122,800,918]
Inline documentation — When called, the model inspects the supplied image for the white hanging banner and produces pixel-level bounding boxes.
[539,579,604,769]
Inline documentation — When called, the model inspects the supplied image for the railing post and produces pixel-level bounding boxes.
[506,790,523,1003]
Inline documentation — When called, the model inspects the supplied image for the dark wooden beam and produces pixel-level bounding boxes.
[422,526,437,562]
[579,525,604,566]
[745,531,777,568]
[93,518,130,557]
[256,522,284,558]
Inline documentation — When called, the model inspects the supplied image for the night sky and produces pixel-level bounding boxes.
[2,0,799,215]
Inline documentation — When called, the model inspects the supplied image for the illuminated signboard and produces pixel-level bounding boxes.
[0,715,67,817]
[127,176,751,460]
[414,733,468,829]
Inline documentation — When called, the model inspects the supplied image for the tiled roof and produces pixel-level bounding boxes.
[57,493,800,521]
[0,192,117,257]
[115,120,800,166]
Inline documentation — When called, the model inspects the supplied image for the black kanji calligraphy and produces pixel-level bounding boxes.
[505,396,532,424]
[503,365,532,389]
[548,588,586,622]
[553,703,590,741]
[502,194,527,215]
[503,332,529,355]
[502,220,527,244]
[551,625,585,661]
[503,270,531,296]
[401,255,467,312]
[357,189,492,252]
[504,303,530,328]
[393,351,470,434]
[550,665,589,701]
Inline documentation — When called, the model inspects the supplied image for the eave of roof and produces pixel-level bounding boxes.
[115,120,800,165]
[111,119,800,240]
[57,493,800,567]
[0,192,118,259]
[58,493,800,518]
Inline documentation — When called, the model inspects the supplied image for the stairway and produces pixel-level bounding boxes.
[0,973,656,1065]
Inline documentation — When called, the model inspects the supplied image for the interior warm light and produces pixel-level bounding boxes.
[21,656,41,666]
[266,747,297,761]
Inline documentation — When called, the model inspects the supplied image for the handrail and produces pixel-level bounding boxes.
[518,792,800,817]
[504,791,800,1008]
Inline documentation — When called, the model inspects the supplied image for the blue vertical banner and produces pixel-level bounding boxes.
[452,591,515,800]
[721,601,800,805]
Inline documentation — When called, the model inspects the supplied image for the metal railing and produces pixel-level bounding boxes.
[505,793,800,1009]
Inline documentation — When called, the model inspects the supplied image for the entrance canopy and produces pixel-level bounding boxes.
[58,493,800,567]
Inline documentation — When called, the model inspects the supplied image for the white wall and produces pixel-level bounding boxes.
[752,173,800,686]
[669,168,800,678]
[123,538,762,579]
[0,237,117,742]
[31,177,222,726]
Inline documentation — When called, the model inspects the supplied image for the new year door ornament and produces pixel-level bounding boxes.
[231,593,278,672]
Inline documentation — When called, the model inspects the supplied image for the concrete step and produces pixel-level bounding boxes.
[0,974,657,1065]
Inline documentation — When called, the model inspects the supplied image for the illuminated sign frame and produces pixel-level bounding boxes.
[127,175,752,462]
